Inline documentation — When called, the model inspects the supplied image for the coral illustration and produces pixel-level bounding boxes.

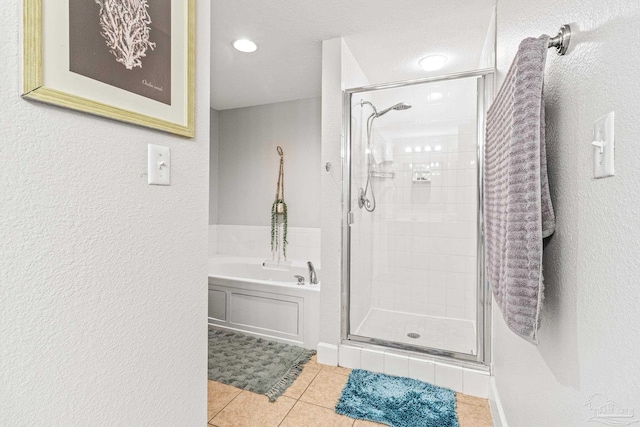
[95,0,156,70]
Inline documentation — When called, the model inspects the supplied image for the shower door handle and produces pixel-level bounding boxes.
[348,212,354,225]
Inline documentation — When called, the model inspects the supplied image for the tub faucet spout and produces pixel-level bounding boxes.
[307,261,318,284]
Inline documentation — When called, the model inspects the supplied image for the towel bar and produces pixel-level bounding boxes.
[548,24,571,55]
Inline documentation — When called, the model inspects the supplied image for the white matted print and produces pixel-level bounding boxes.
[22,0,195,137]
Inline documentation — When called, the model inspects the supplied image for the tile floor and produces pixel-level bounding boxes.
[207,355,492,427]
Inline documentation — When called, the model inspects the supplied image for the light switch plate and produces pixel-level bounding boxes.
[593,112,614,179]
[148,144,170,185]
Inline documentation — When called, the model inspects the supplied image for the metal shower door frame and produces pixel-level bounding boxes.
[340,69,495,368]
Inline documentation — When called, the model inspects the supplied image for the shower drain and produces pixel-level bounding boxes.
[407,332,421,339]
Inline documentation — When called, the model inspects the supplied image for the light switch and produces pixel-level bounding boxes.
[592,112,615,179]
[148,144,171,185]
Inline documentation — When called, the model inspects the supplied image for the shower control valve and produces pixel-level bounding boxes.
[294,275,305,285]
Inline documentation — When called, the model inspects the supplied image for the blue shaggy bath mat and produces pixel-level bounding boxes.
[335,369,458,427]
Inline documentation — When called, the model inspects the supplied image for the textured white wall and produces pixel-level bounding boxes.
[478,6,496,69]
[210,108,219,225]
[0,2,210,425]
[319,38,344,346]
[319,38,370,345]
[216,98,321,228]
[494,1,640,425]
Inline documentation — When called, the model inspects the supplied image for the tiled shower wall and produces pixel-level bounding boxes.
[370,122,478,321]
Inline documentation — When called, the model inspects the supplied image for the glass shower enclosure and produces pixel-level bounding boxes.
[341,70,493,364]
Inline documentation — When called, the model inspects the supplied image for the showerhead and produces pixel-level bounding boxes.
[394,102,412,110]
[375,102,412,117]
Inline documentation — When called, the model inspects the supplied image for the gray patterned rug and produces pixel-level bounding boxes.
[208,327,315,401]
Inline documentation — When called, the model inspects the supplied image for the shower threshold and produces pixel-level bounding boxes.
[353,308,476,355]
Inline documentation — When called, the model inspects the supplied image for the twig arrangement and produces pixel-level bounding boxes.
[271,146,288,262]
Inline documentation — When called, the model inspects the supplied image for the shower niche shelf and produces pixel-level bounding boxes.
[412,170,431,183]
[370,171,395,179]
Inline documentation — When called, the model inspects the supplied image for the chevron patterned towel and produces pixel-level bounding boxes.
[485,35,556,344]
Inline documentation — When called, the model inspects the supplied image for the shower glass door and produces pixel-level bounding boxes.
[342,71,493,363]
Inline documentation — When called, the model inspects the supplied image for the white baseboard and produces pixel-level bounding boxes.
[489,377,508,427]
[317,342,338,366]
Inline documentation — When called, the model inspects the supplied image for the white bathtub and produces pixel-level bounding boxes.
[208,256,320,349]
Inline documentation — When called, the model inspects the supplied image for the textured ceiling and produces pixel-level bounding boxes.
[211,0,495,110]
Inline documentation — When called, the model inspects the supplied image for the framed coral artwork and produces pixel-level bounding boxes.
[22,0,195,137]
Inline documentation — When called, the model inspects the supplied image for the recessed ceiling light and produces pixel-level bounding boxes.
[233,39,258,53]
[427,92,443,101]
[419,55,448,71]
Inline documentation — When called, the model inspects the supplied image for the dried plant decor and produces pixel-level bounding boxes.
[271,146,288,262]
